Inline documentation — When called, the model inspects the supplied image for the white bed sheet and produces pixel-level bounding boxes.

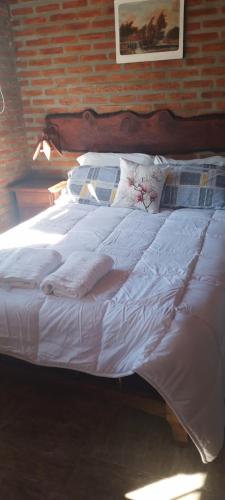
[0,201,225,464]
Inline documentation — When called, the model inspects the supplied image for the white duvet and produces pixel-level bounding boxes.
[0,201,225,463]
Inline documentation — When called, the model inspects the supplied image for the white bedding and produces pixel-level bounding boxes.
[0,201,225,463]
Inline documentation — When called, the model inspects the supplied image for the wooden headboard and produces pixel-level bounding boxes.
[42,109,225,156]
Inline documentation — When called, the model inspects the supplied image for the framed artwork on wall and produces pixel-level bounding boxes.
[114,0,184,64]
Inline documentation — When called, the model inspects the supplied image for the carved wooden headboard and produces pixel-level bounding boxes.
[41,109,225,156]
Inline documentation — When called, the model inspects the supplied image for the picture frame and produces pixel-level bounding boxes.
[114,0,184,64]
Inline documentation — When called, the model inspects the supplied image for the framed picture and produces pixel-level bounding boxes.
[114,0,184,64]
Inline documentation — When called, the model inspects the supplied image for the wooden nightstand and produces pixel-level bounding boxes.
[9,172,67,222]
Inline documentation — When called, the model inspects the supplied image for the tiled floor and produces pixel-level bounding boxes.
[0,356,225,500]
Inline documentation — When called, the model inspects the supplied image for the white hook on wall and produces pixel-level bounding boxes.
[0,87,5,114]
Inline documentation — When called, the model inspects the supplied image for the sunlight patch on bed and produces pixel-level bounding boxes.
[48,208,69,220]
[125,473,207,500]
[0,227,63,250]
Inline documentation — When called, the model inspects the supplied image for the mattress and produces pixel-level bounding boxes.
[0,200,225,463]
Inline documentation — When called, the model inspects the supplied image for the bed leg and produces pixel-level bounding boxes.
[166,404,189,445]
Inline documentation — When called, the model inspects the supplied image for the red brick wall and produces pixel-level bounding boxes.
[8,0,225,174]
[0,1,29,232]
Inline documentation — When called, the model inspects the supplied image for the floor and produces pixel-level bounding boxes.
[0,357,225,500]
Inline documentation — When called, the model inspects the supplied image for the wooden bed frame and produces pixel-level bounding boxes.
[42,108,225,156]
[31,108,225,444]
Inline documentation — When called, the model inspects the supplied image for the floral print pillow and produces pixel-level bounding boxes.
[112,158,167,213]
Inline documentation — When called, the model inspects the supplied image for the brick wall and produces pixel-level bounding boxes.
[0,0,29,232]
[8,0,225,174]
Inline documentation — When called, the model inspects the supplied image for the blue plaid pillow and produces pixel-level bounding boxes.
[160,164,225,209]
[67,165,120,206]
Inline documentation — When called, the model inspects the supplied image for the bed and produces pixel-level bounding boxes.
[1,109,225,464]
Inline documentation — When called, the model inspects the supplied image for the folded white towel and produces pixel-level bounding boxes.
[41,251,114,298]
[0,247,62,289]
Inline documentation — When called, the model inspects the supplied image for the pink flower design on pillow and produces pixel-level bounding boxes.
[127,176,158,211]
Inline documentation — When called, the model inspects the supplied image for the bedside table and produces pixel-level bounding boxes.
[9,173,67,222]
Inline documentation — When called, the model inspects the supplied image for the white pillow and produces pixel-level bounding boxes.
[77,152,154,167]
[112,158,167,214]
[154,154,225,166]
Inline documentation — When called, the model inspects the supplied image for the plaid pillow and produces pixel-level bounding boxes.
[160,164,225,209]
[67,165,120,206]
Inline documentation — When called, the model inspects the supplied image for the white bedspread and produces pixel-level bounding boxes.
[0,201,225,463]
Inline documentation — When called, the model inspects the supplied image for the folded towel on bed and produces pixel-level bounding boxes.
[0,247,62,289]
[41,251,114,298]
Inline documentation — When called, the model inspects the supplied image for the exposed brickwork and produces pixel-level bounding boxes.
[0,1,29,232]
[6,0,225,174]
